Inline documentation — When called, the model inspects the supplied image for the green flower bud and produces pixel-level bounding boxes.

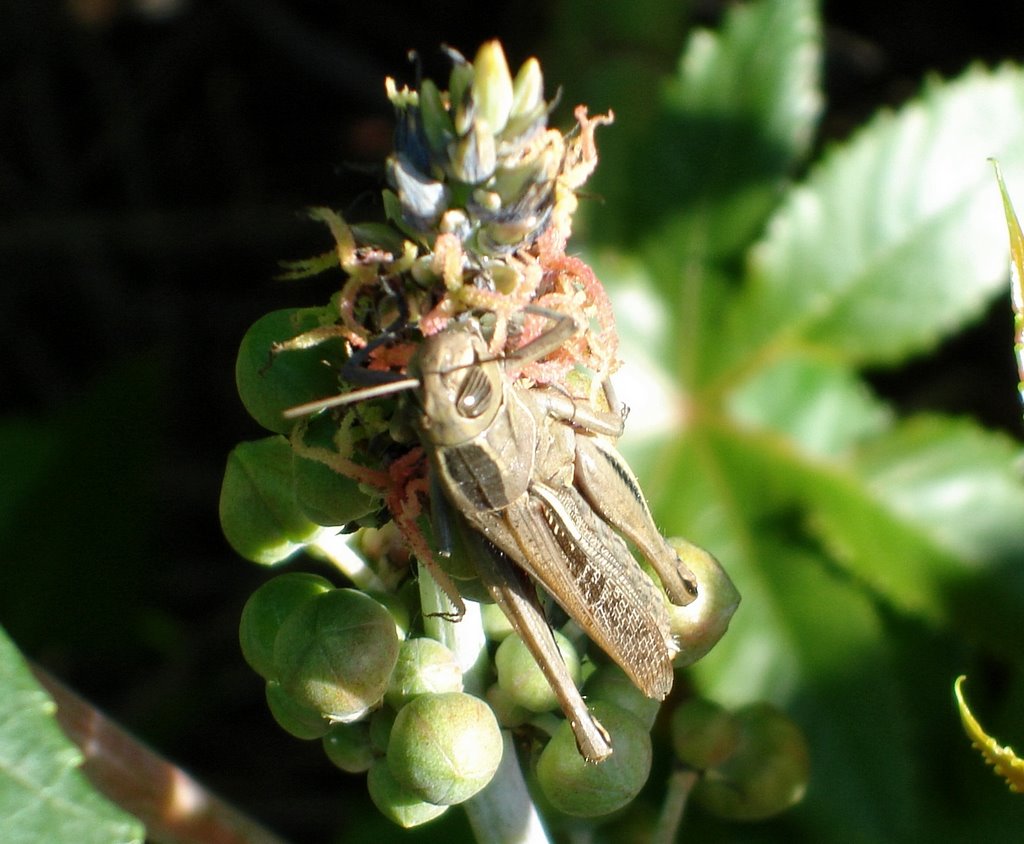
[385,638,464,710]
[480,602,514,641]
[322,721,375,773]
[495,630,580,713]
[694,703,810,821]
[265,680,328,740]
[220,437,333,565]
[584,665,660,730]
[665,538,740,667]
[367,759,448,828]
[274,589,400,722]
[536,702,652,817]
[505,57,545,138]
[450,120,497,185]
[235,307,346,434]
[485,683,531,728]
[291,416,378,527]
[671,697,741,770]
[239,571,333,679]
[470,41,514,135]
[386,692,503,805]
[364,588,413,640]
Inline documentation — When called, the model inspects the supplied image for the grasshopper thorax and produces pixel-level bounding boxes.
[413,327,505,447]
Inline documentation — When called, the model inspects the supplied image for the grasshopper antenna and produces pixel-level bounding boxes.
[283,378,420,419]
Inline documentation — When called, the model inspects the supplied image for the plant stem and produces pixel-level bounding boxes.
[417,566,549,843]
[464,731,550,844]
[650,768,699,844]
[32,665,288,844]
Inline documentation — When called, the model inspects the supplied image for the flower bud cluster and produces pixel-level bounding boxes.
[239,573,503,827]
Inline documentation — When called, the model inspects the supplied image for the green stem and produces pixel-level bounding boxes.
[308,530,386,591]
[417,566,550,843]
[650,768,699,844]
[464,731,551,844]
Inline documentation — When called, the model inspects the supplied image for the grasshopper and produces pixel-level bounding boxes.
[288,310,699,762]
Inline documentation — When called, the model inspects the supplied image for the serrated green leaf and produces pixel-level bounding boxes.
[725,64,1024,374]
[727,355,892,456]
[585,0,822,268]
[0,627,144,844]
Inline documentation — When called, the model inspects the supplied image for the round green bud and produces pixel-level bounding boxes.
[584,665,660,730]
[670,697,741,770]
[536,702,652,817]
[291,415,378,527]
[694,703,810,821]
[385,638,464,710]
[364,589,413,640]
[220,437,334,565]
[665,539,740,668]
[367,759,448,828]
[495,630,579,713]
[485,683,531,728]
[322,721,375,773]
[239,571,334,679]
[235,306,347,435]
[386,692,503,805]
[265,680,328,740]
[480,602,514,641]
[274,589,400,722]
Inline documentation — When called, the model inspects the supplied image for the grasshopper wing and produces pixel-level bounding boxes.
[501,486,676,700]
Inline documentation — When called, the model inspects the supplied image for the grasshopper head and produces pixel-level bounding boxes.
[413,327,504,445]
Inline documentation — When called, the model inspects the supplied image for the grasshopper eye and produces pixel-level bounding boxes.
[456,366,493,418]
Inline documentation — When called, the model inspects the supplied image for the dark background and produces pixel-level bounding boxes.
[3,1,1023,840]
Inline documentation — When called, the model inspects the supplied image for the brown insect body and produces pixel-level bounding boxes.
[411,319,698,761]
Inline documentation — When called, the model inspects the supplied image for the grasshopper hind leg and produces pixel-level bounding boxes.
[573,434,699,606]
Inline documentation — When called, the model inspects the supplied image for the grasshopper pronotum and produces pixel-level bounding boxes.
[288,310,701,762]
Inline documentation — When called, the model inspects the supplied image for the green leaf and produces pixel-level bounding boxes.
[0,627,144,843]
[727,355,892,457]
[583,0,821,266]
[725,64,1024,374]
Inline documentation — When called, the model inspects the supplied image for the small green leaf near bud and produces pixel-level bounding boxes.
[665,538,740,667]
[386,692,503,805]
[418,79,453,158]
[385,638,464,710]
[274,589,400,722]
[220,437,332,565]
[367,759,449,828]
[694,703,810,821]
[495,630,580,713]
[536,701,652,817]
[670,697,741,770]
[265,680,329,740]
[323,721,375,773]
[584,665,660,730]
[470,41,514,135]
[239,571,334,679]
[235,307,346,434]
